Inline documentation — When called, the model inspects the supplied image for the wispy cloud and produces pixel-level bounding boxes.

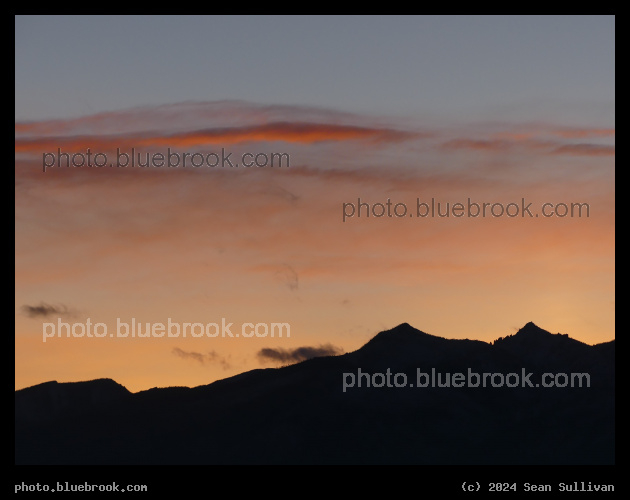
[441,137,615,157]
[172,348,231,369]
[550,144,615,156]
[20,302,74,319]
[275,264,299,293]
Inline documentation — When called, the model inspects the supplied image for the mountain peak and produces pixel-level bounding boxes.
[516,321,549,336]
[492,321,587,357]
[359,323,443,354]
[371,322,434,340]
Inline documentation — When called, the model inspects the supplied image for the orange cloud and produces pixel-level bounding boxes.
[15,122,424,156]
[550,144,615,156]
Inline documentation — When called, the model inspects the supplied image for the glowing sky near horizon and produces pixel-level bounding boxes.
[15,15,614,392]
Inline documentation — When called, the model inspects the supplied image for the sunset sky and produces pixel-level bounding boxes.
[15,15,614,392]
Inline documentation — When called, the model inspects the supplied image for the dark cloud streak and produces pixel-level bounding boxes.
[257,344,343,364]
[21,302,73,319]
[172,348,231,369]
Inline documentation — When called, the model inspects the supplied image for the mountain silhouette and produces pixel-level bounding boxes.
[15,322,614,465]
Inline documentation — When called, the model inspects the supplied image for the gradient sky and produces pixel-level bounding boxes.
[15,15,615,392]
